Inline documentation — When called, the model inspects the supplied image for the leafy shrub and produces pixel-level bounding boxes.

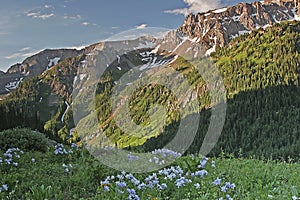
[0,128,48,152]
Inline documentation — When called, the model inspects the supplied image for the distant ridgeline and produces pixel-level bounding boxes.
[264,0,300,15]
[0,21,299,160]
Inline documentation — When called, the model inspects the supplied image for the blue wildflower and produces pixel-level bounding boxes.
[2,184,8,191]
[71,143,78,149]
[212,178,222,186]
[116,181,127,188]
[195,170,208,178]
[194,183,200,189]
[158,183,167,190]
[125,173,134,180]
[117,174,124,180]
[118,189,124,194]
[221,185,228,192]
[226,194,233,200]
[199,157,208,168]
[103,186,110,192]
[175,177,191,188]
[137,183,146,190]
[127,188,139,200]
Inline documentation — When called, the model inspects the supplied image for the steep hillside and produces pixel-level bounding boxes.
[143,21,300,158]
[87,21,300,159]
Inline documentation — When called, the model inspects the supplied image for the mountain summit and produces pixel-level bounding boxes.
[177,0,299,56]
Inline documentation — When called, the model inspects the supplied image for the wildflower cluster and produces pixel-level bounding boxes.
[0,148,24,167]
[54,143,78,155]
[151,149,182,158]
[99,156,236,199]
[148,149,182,165]
[127,153,139,162]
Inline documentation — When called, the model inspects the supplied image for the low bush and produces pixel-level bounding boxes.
[0,128,48,152]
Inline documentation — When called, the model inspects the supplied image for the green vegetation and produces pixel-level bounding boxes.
[0,56,84,142]
[0,128,48,152]
[0,139,299,199]
[0,21,300,161]
[91,21,300,160]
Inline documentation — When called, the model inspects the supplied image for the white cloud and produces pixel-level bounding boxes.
[19,47,31,52]
[21,50,41,58]
[35,13,55,20]
[81,22,90,26]
[165,0,223,16]
[24,5,55,20]
[63,14,82,20]
[5,53,22,60]
[5,47,39,60]
[136,24,147,29]
[44,5,54,9]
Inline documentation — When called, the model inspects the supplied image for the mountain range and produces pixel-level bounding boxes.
[0,0,299,158]
[1,1,299,95]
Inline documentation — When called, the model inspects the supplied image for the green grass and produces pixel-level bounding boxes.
[0,145,299,199]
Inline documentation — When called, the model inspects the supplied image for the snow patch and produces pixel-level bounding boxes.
[5,77,24,91]
[151,45,161,54]
[140,51,152,57]
[169,55,179,64]
[232,15,240,21]
[295,15,300,21]
[48,57,61,69]
[205,36,217,56]
[263,24,272,29]
[139,57,169,71]
[238,30,251,35]
[213,7,228,13]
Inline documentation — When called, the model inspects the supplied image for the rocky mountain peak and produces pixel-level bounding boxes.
[177,1,299,56]
[0,49,80,94]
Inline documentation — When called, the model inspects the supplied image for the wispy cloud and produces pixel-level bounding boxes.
[24,4,55,20]
[5,47,37,60]
[81,21,90,26]
[19,47,31,52]
[136,24,147,30]
[44,5,54,9]
[81,21,98,27]
[21,50,42,58]
[5,53,22,60]
[165,0,223,16]
[63,14,82,20]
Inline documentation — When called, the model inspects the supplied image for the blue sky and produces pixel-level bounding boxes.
[0,0,252,71]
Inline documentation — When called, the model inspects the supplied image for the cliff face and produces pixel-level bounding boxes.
[177,1,299,55]
[0,49,80,94]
